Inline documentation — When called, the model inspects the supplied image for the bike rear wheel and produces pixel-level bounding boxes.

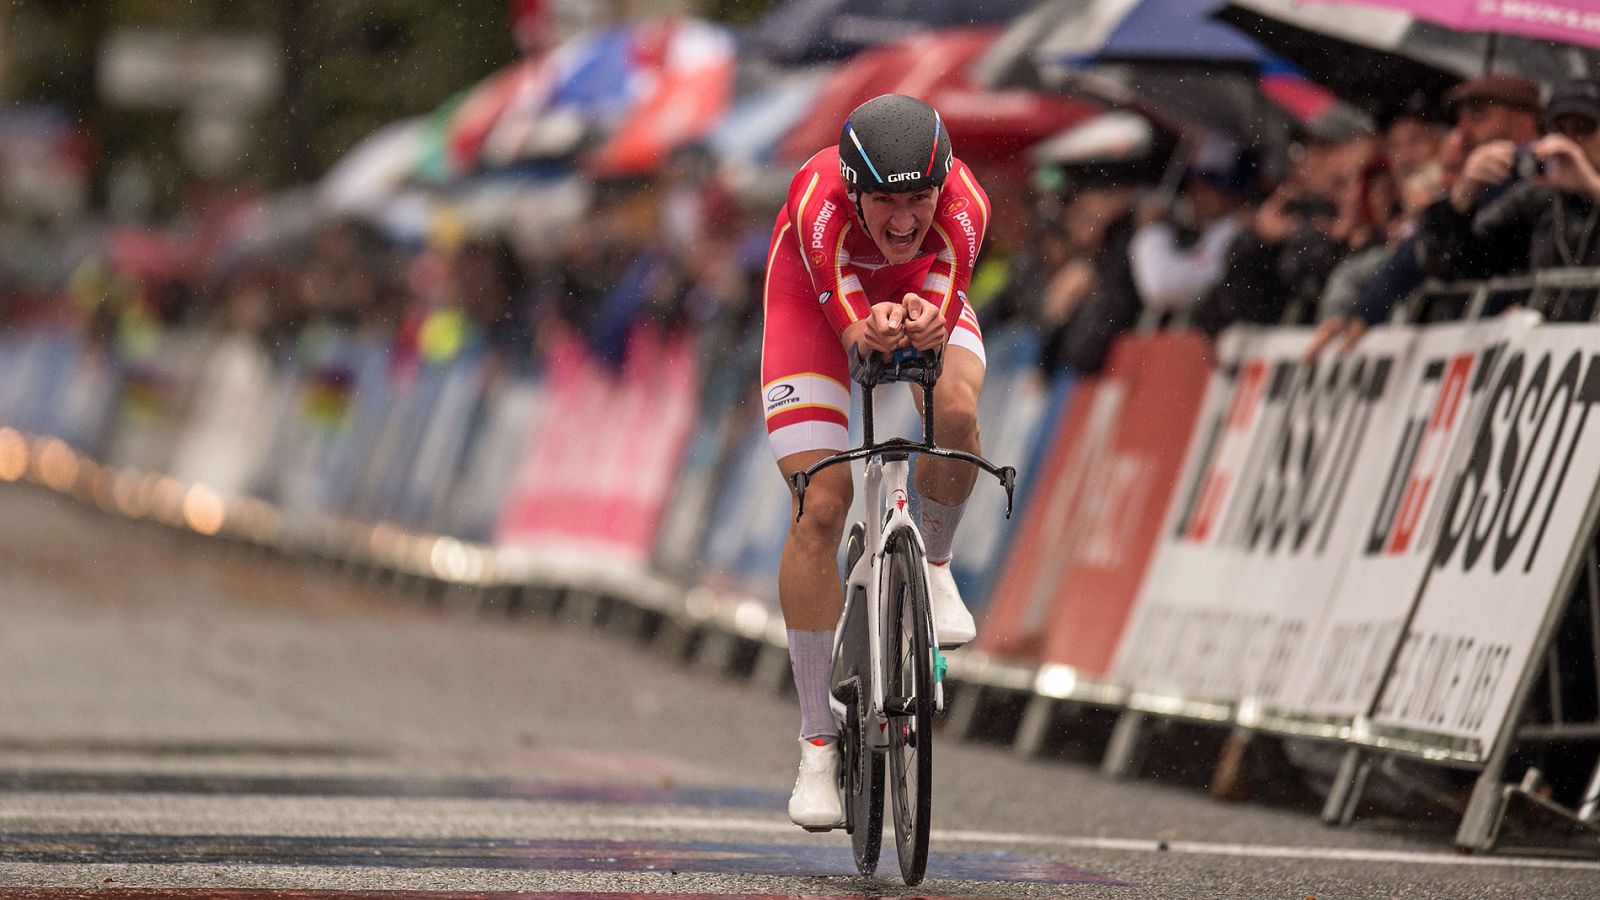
[884,532,934,885]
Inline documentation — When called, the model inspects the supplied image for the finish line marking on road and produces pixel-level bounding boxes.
[597,815,1600,873]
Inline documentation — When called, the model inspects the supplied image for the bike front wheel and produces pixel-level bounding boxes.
[884,531,934,885]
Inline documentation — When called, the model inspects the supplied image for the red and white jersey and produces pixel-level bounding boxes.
[779,146,991,336]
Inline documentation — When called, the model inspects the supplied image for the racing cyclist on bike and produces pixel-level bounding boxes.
[761,93,991,829]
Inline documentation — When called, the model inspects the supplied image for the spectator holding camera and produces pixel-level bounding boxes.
[1128,137,1253,318]
[1412,77,1600,282]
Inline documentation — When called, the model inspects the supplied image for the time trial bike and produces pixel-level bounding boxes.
[790,345,1015,886]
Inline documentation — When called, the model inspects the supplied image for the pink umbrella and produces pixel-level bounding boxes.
[1345,0,1600,51]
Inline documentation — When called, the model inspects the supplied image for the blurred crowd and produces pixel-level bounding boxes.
[6,70,1600,391]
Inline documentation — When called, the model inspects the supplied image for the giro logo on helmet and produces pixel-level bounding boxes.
[886,171,921,183]
[839,161,858,184]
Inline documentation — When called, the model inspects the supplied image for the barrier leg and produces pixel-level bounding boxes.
[1578,756,1600,822]
[1321,747,1368,826]
[1014,695,1065,758]
[945,683,987,741]
[1209,728,1253,801]
[1456,761,1511,852]
[1101,710,1150,779]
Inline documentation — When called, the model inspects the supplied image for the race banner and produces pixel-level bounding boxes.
[1294,315,1535,723]
[951,325,1056,613]
[495,329,698,570]
[973,373,1110,664]
[1221,327,1417,711]
[1039,332,1217,676]
[444,378,550,542]
[1372,323,1600,755]
[1111,327,1274,699]
[699,418,793,607]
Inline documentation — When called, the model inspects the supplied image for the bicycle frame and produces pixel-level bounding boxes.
[806,350,1013,741]
[840,450,934,747]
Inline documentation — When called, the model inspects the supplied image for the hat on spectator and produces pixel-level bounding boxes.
[1543,79,1600,127]
[1444,74,1541,116]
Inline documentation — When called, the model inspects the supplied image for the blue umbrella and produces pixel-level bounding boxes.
[1044,0,1270,68]
[748,0,1038,65]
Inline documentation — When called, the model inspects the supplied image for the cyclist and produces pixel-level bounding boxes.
[761,93,990,829]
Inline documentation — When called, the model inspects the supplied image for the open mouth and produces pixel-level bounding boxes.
[884,225,919,253]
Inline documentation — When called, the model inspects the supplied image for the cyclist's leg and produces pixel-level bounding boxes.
[762,217,854,740]
[911,301,985,645]
[913,298,986,559]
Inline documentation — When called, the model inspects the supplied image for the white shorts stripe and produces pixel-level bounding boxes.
[768,421,850,461]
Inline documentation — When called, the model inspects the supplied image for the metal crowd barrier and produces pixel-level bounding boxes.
[4,267,1600,856]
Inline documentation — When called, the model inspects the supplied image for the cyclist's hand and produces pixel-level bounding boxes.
[858,301,909,353]
[901,293,947,351]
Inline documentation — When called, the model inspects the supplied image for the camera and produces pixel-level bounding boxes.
[1513,148,1546,179]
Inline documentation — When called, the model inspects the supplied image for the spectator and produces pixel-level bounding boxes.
[1038,185,1138,375]
[1194,119,1375,335]
[1318,156,1402,321]
[1128,138,1254,318]
[1415,74,1543,281]
[1378,94,1448,183]
[1419,79,1600,281]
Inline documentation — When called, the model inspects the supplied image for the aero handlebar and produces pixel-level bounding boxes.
[790,345,1017,521]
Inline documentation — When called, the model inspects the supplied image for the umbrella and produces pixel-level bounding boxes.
[1038,0,1271,68]
[749,0,1039,65]
[1216,0,1600,113]
[319,118,430,215]
[779,27,1096,165]
[1344,0,1600,52]
[985,0,1309,148]
[585,18,738,177]
[1030,109,1183,183]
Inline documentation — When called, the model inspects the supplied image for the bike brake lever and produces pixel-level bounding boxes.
[790,471,809,521]
[999,466,1017,519]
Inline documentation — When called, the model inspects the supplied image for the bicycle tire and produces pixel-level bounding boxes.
[831,580,882,876]
[884,532,934,885]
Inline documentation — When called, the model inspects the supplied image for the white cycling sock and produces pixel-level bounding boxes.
[917,494,967,564]
[788,629,837,741]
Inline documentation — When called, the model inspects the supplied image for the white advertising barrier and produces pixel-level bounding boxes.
[1224,327,1418,713]
[168,335,279,499]
[444,378,550,542]
[398,356,486,529]
[1292,315,1534,724]
[1372,323,1600,757]
[1110,327,1264,701]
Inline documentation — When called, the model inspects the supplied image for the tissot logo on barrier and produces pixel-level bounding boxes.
[1363,348,1498,557]
[1175,358,1269,542]
[1433,348,1600,576]
[1226,352,1395,557]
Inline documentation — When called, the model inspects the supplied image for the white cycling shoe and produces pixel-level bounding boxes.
[788,738,845,831]
[928,561,976,648]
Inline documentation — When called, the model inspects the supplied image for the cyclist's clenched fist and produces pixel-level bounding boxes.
[901,293,946,351]
[842,301,913,354]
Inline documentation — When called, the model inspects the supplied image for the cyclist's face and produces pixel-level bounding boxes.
[859,187,939,264]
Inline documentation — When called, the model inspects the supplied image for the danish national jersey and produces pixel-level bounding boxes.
[779,146,991,336]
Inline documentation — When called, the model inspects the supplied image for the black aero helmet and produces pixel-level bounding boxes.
[837,94,953,195]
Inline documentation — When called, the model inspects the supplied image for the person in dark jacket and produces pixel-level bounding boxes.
[1419,79,1600,281]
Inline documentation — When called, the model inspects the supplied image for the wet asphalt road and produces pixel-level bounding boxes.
[0,481,1596,899]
